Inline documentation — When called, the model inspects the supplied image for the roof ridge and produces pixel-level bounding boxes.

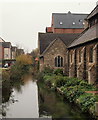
[52,13,88,15]
[39,32,80,35]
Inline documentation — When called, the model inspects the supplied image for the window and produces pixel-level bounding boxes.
[70,53,73,63]
[89,19,96,27]
[79,50,82,62]
[79,19,82,22]
[59,22,63,25]
[79,19,83,24]
[55,56,63,67]
[72,22,75,25]
[83,22,85,25]
[89,47,93,63]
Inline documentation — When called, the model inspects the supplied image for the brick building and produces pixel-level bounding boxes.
[46,12,88,33]
[0,38,16,60]
[11,46,17,59]
[2,42,12,59]
[0,43,3,60]
[0,37,5,60]
[16,48,24,57]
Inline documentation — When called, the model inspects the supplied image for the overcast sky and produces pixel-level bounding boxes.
[0,0,97,53]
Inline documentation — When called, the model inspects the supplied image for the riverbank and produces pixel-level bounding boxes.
[37,67,98,119]
[2,55,35,117]
[2,55,34,104]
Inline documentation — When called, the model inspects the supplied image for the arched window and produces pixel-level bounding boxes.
[89,47,93,63]
[55,56,63,67]
[79,49,82,63]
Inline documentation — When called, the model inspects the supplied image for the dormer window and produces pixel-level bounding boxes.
[79,19,82,22]
[59,22,63,25]
[83,22,85,25]
[72,22,75,25]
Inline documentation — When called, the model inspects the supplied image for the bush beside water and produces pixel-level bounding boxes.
[2,54,33,103]
[38,67,98,114]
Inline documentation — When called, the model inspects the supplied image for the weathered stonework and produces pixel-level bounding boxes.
[39,5,98,85]
[69,41,98,84]
[40,38,67,73]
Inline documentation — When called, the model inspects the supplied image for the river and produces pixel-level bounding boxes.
[2,77,94,119]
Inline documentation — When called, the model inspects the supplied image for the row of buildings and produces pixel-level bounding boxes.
[38,4,98,84]
[0,37,24,66]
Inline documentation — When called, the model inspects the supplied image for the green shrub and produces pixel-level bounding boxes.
[37,67,54,81]
[39,68,97,113]
[64,78,82,87]
[43,66,53,75]
[60,86,84,102]
[36,71,45,81]
[43,75,53,86]
[95,95,98,102]
[78,93,96,112]
[54,76,67,87]
[78,81,96,91]
[53,69,63,75]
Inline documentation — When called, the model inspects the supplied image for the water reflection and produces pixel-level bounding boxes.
[2,75,39,118]
[2,75,95,119]
[38,82,93,120]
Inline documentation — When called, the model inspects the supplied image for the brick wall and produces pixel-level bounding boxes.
[0,45,4,60]
[53,28,84,33]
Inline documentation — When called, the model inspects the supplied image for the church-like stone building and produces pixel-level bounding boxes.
[68,5,98,84]
[38,33,80,74]
[38,5,98,84]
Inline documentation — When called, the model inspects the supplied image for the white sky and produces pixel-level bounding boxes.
[0,0,97,53]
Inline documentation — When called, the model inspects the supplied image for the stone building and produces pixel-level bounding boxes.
[38,5,98,84]
[68,5,98,84]
[46,12,88,33]
[38,33,80,73]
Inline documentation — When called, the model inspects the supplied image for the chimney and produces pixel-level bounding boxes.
[68,11,71,14]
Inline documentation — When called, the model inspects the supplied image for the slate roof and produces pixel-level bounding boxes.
[68,23,98,48]
[38,33,80,54]
[52,12,88,29]
[2,42,11,48]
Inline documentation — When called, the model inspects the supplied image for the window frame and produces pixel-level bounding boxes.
[79,49,82,63]
[89,47,93,63]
